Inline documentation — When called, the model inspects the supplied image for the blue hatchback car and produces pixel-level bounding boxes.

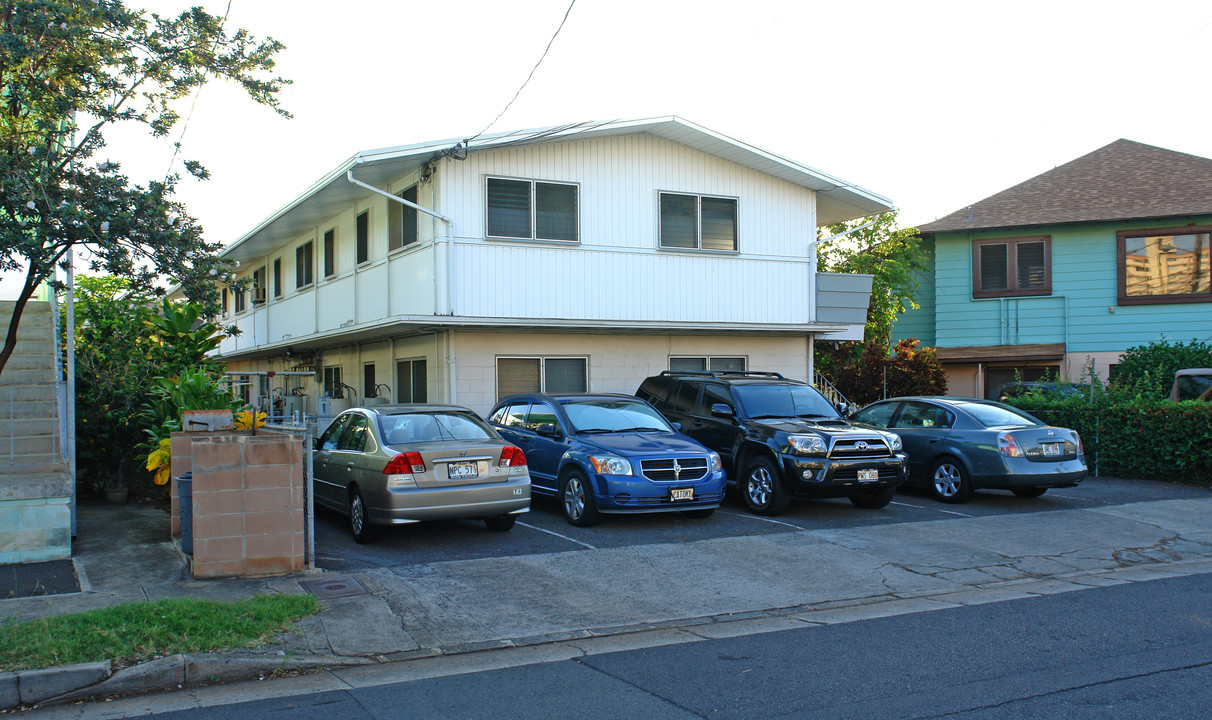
[487,393,727,526]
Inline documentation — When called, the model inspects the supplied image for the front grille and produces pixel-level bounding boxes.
[639,457,710,482]
[829,438,894,460]
[832,467,900,482]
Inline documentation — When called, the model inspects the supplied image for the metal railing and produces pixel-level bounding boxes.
[1,380,68,467]
[814,370,851,409]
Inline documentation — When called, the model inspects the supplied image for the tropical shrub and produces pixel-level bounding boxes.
[1111,338,1212,400]
[818,338,947,406]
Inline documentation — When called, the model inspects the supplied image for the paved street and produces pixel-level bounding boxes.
[25,571,1212,719]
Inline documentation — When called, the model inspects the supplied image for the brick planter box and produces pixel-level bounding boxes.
[170,431,305,578]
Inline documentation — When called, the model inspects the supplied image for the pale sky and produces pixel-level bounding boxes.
[102,0,1212,244]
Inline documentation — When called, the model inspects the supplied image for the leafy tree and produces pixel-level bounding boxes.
[816,211,926,346]
[821,338,947,406]
[1,1,289,378]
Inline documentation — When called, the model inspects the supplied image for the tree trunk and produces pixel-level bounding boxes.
[0,267,43,379]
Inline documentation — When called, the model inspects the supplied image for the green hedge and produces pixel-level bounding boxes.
[1008,396,1212,486]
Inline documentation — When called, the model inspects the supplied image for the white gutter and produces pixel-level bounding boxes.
[347,164,457,316]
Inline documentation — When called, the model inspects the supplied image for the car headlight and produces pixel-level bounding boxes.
[884,432,902,452]
[708,451,722,472]
[588,455,633,475]
[787,434,828,455]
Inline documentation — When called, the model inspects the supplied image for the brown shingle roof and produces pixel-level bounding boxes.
[919,139,1212,234]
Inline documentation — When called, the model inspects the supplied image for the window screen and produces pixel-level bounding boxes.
[487,179,532,239]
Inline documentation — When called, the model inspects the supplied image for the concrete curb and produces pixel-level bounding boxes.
[7,555,1212,711]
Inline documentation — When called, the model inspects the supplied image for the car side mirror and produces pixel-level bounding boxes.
[670,421,683,432]
[710,403,735,418]
[535,423,561,439]
[836,401,855,418]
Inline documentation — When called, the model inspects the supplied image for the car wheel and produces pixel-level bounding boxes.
[349,488,378,544]
[561,470,601,527]
[681,508,716,519]
[742,456,790,515]
[929,458,972,503]
[1012,486,1048,498]
[850,486,896,509]
[484,515,517,532]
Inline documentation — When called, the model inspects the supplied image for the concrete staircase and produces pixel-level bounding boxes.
[0,300,72,564]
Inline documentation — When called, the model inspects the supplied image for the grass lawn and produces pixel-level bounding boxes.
[0,594,320,672]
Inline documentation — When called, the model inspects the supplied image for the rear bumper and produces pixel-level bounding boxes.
[368,476,531,525]
[972,457,1088,489]
[780,452,909,496]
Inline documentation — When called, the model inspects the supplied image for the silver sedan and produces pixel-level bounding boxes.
[313,405,531,543]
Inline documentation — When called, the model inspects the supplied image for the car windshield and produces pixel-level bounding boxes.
[957,402,1042,428]
[734,384,840,420]
[379,412,496,444]
[562,400,673,433]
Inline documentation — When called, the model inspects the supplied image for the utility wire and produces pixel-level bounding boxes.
[164,0,234,180]
[466,0,578,144]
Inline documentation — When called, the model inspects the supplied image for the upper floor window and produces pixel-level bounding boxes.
[659,192,737,252]
[486,177,578,242]
[251,266,266,304]
[296,241,314,289]
[323,229,336,278]
[389,187,418,251]
[1118,226,1212,305]
[221,287,229,317]
[356,211,369,264]
[972,236,1050,298]
[234,286,246,313]
[273,258,282,298]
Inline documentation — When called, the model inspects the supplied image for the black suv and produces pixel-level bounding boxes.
[637,371,909,515]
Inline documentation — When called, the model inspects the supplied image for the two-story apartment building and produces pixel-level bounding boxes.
[210,117,892,417]
[896,139,1212,398]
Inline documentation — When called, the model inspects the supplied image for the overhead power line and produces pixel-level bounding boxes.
[467,0,578,144]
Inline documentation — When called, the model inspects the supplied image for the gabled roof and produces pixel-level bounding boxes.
[223,116,894,262]
[919,139,1212,234]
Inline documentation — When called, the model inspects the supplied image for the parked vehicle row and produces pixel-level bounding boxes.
[311,371,1087,543]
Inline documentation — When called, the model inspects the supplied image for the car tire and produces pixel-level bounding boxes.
[681,508,716,519]
[560,470,601,527]
[742,456,790,516]
[850,486,896,509]
[484,514,517,532]
[1012,486,1048,498]
[929,458,973,503]
[349,488,378,544]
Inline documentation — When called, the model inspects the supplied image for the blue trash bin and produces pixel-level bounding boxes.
[177,472,193,555]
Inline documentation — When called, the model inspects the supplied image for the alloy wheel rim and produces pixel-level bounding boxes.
[564,478,585,520]
[934,465,960,497]
[351,494,364,534]
[748,467,772,507]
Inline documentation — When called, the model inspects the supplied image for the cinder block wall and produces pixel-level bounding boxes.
[180,432,305,578]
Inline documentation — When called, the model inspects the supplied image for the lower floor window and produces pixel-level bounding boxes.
[323,367,344,398]
[669,356,746,373]
[396,358,428,403]
[496,357,588,399]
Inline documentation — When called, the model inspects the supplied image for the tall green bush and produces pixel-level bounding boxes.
[818,338,947,406]
[1112,338,1212,400]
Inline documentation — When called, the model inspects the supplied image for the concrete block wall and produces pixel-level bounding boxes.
[0,495,71,563]
[183,432,305,578]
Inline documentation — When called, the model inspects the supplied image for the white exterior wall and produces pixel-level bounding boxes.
[218,132,821,356]
[443,134,818,325]
[453,329,812,416]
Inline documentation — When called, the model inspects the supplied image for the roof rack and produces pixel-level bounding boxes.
[658,370,786,379]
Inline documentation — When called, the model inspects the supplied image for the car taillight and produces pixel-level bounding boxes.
[383,451,426,474]
[1074,432,1083,455]
[998,432,1023,458]
[499,446,527,467]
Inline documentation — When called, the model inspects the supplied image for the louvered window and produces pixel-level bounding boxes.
[973,236,1050,297]
[487,177,578,242]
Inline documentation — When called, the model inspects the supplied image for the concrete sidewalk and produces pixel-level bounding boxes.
[3,488,1212,710]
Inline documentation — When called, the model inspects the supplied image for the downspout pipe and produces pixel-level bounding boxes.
[346,165,457,316]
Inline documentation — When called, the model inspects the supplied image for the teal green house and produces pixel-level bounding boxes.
[896,139,1212,398]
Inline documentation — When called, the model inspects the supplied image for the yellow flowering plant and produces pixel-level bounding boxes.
[145,438,173,486]
[234,408,268,430]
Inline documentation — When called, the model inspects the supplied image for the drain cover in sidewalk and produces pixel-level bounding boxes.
[300,575,369,599]
[0,559,80,599]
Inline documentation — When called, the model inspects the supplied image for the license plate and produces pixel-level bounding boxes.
[670,487,694,501]
[857,469,879,483]
[447,461,479,479]
[1042,443,1062,457]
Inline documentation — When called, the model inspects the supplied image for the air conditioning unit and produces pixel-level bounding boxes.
[252,287,267,304]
